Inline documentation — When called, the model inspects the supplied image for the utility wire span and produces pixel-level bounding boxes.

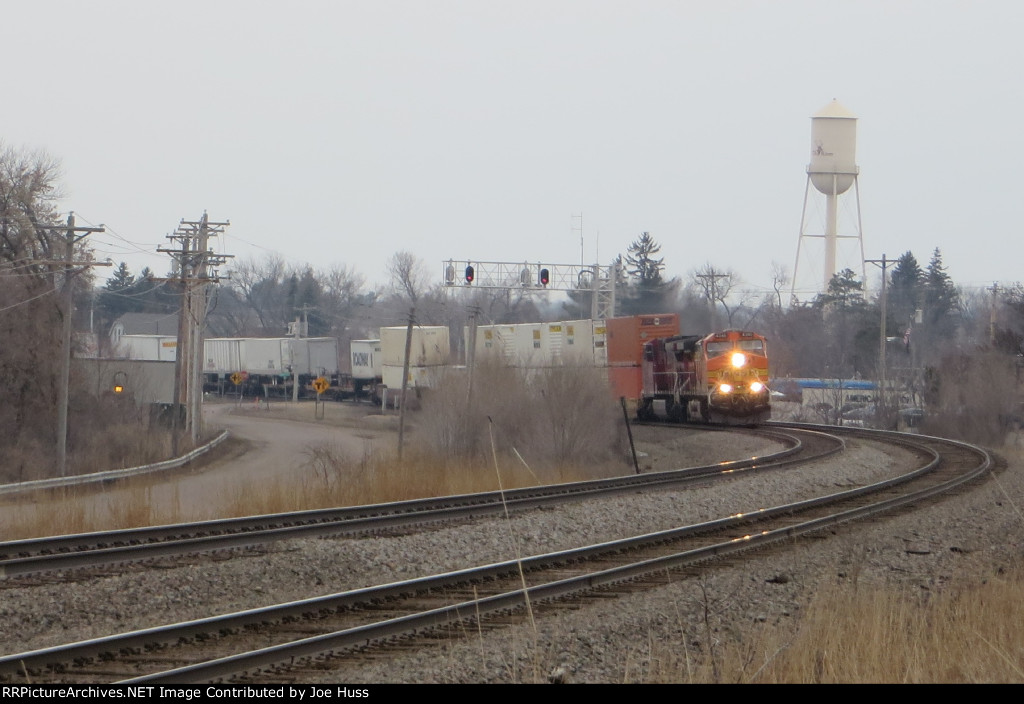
[0,284,58,313]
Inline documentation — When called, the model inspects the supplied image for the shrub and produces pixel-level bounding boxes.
[418,362,628,475]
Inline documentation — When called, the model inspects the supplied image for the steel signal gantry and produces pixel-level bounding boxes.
[441,259,619,319]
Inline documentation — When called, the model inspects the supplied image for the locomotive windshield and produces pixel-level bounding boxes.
[705,338,764,358]
[705,341,732,358]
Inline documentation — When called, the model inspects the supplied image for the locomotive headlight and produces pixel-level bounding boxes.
[750,381,765,393]
[731,352,746,368]
[718,383,733,394]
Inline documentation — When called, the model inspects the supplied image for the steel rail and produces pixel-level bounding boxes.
[0,427,989,683]
[0,428,829,578]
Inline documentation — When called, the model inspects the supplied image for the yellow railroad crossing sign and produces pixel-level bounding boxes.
[312,376,329,394]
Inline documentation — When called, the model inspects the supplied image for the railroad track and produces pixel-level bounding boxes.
[0,424,992,683]
[0,426,829,580]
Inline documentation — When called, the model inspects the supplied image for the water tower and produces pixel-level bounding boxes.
[791,99,866,302]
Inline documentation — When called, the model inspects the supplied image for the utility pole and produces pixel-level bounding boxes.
[572,213,584,266]
[866,254,892,412]
[466,305,480,404]
[33,213,107,476]
[989,282,1000,346]
[397,307,415,460]
[290,303,316,403]
[158,213,231,455]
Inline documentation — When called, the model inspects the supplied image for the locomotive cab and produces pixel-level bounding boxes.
[701,331,771,425]
[638,329,771,425]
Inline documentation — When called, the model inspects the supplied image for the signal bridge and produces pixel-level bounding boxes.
[441,259,619,320]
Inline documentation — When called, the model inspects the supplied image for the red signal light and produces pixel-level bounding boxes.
[539,268,550,286]
[465,265,475,284]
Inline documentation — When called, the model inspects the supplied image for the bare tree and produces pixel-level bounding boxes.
[769,261,790,310]
[0,143,112,477]
[387,250,429,304]
[225,254,290,333]
[690,263,738,328]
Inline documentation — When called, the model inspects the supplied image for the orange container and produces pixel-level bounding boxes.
[608,365,643,401]
[606,314,680,365]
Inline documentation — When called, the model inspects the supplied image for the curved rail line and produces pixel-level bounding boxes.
[0,425,992,683]
[0,426,832,580]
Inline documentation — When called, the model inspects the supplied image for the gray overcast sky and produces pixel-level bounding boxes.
[5,1,1022,302]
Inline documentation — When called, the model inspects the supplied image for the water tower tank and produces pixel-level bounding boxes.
[808,99,857,195]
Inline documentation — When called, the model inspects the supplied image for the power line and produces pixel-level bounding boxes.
[0,284,57,313]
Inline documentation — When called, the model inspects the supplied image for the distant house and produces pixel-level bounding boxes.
[109,313,179,348]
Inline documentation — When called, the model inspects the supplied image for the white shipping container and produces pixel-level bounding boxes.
[465,320,606,368]
[204,338,242,373]
[240,338,293,375]
[561,319,596,365]
[114,334,177,362]
[467,325,516,365]
[511,323,545,367]
[292,337,340,376]
[381,364,445,390]
[380,326,451,367]
[350,339,382,381]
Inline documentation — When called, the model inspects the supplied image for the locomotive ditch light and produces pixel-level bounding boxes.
[718,383,733,394]
[113,384,124,394]
[750,381,765,393]
[731,352,747,368]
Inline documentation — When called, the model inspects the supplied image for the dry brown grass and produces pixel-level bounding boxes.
[217,443,620,520]
[639,567,1024,683]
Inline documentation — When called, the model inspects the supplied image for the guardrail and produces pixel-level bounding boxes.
[0,431,230,496]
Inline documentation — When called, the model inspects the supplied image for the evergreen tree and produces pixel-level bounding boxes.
[923,248,959,325]
[620,232,675,314]
[812,269,876,377]
[914,248,960,365]
[97,262,140,324]
[814,268,867,311]
[625,232,664,286]
[889,251,923,326]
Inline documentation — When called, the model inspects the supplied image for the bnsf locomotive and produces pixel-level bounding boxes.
[637,329,771,425]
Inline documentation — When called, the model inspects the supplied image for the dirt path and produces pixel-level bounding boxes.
[0,400,404,537]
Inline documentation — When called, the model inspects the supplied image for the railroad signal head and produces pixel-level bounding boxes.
[465,265,475,284]
[539,268,550,287]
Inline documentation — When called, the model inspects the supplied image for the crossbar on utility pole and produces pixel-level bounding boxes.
[157,213,231,455]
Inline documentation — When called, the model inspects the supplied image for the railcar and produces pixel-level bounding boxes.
[637,329,770,425]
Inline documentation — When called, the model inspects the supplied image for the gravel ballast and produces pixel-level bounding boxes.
[1,426,1022,683]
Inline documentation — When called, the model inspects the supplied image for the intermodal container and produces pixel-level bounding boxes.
[606,314,680,366]
[380,326,451,367]
[350,339,382,382]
